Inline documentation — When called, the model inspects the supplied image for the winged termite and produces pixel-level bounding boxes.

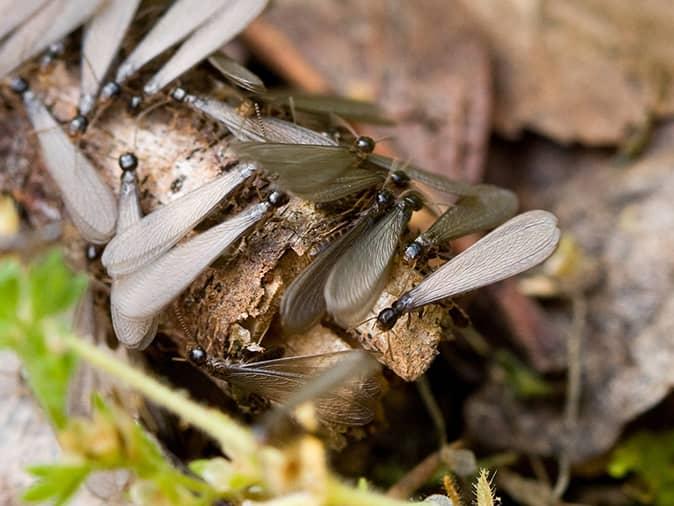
[377,210,561,330]
[0,0,104,78]
[143,0,268,95]
[325,192,423,327]
[77,0,141,117]
[109,153,160,350]
[403,185,518,264]
[170,87,336,146]
[281,190,396,336]
[111,191,287,320]
[188,348,380,427]
[13,78,117,244]
[233,137,380,201]
[208,52,266,94]
[261,90,393,125]
[103,0,230,95]
[101,162,257,277]
[233,137,489,203]
[0,0,49,40]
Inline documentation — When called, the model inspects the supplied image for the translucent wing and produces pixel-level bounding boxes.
[420,185,518,245]
[300,168,386,203]
[110,169,159,350]
[234,143,357,197]
[208,53,266,94]
[22,90,117,243]
[367,153,481,197]
[144,0,268,95]
[111,202,270,320]
[213,351,380,426]
[263,91,393,124]
[281,201,389,335]
[325,201,413,327]
[114,0,229,84]
[0,0,104,78]
[180,92,335,145]
[406,210,561,309]
[0,0,49,40]
[79,0,141,115]
[101,163,255,277]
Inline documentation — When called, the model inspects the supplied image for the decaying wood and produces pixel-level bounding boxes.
[2,62,446,383]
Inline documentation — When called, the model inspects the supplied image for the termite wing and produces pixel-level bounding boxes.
[111,192,287,320]
[108,0,230,91]
[171,87,336,146]
[281,190,396,336]
[208,53,266,94]
[0,0,49,41]
[377,210,561,329]
[78,0,141,117]
[143,0,268,95]
[109,153,160,350]
[189,348,381,427]
[101,162,257,277]
[0,0,104,78]
[403,185,519,263]
[13,79,117,244]
[324,192,423,327]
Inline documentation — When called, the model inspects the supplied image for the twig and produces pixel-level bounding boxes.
[387,450,442,499]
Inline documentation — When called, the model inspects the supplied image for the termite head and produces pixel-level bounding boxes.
[10,77,29,95]
[390,170,410,188]
[188,346,207,366]
[267,190,289,207]
[403,240,424,265]
[128,95,142,112]
[354,136,376,154]
[170,87,187,103]
[118,152,138,173]
[377,295,413,330]
[402,192,424,211]
[375,189,395,208]
[68,114,88,135]
[101,81,121,100]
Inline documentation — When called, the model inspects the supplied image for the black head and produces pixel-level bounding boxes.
[377,307,399,330]
[170,87,187,102]
[402,193,424,211]
[85,244,100,261]
[128,95,142,111]
[68,115,88,135]
[9,77,29,95]
[267,190,289,207]
[390,170,410,188]
[188,346,207,365]
[375,189,395,207]
[118,152,138,172]
[354,136,376,154]
[403,240,423,264]
[101,81,121,99]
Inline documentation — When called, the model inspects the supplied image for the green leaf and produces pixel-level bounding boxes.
[0,259,21,322]
[28,250,86,320]
[494,350,553,399]
[609,430,674,505]
[23,464,90,505]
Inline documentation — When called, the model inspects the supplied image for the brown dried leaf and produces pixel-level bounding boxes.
[467,123,674,461]
[459,0,674,145]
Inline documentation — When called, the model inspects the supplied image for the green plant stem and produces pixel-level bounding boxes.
[325,477,426,506]
[64,334,259,473]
